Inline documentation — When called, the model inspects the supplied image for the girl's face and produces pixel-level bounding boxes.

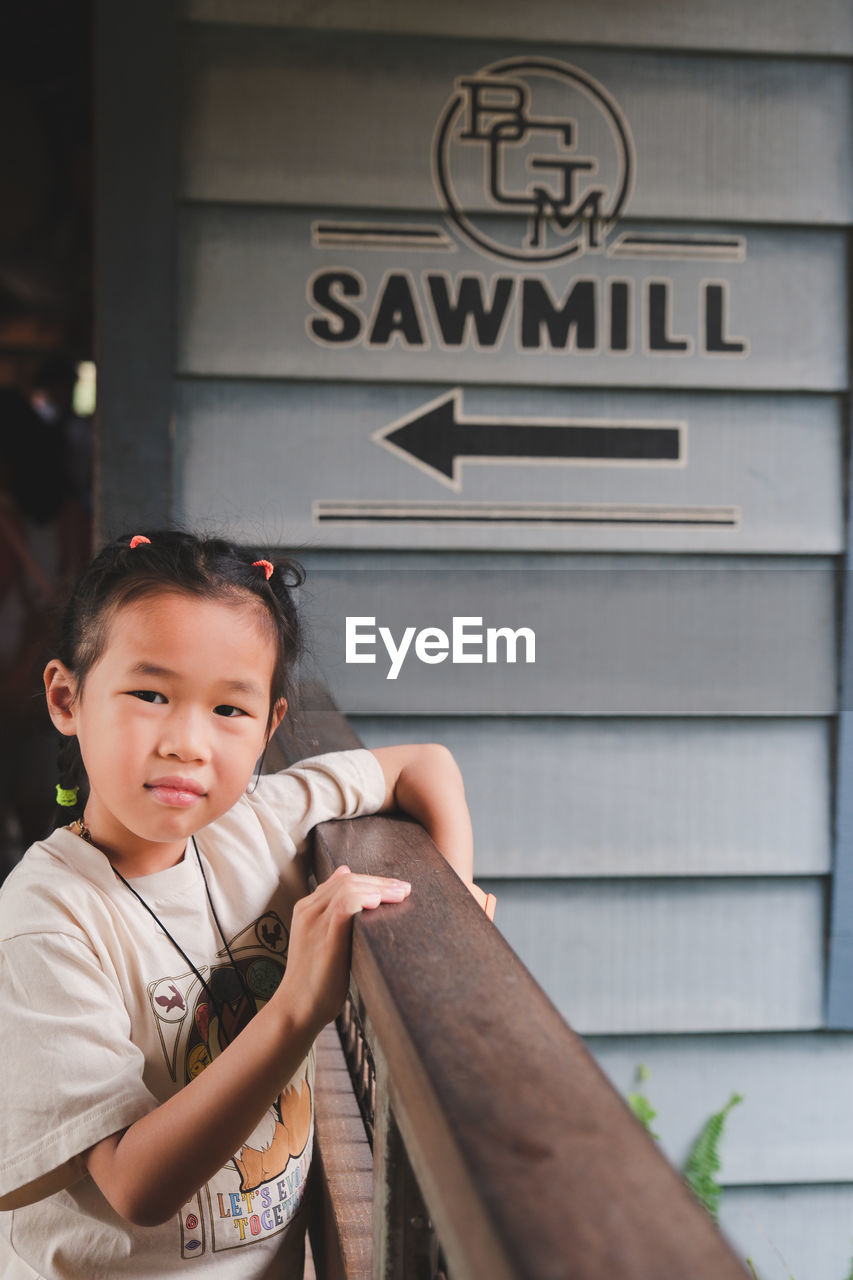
[45,590,285,873]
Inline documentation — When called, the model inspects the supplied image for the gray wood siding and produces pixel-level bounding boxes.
[721,1185,853,1280]
[178,209,847,390]
[144,7,853,1255]
[352,718,831,877]
[180,0,853,58]
[476,878,824,1033]
[175,382,844,554]
[585,1033,853,1184]
[296,554,836,715]
[179,29,853,221]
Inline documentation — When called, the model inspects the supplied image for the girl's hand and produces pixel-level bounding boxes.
[276,865,410,1036]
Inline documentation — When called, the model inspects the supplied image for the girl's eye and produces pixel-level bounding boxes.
[214,704,246,718]
[129,690,166,704]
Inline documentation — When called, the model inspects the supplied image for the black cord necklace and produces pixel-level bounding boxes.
[74,821,258,1034]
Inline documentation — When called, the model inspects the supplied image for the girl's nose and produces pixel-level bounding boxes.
[158,708,210,761]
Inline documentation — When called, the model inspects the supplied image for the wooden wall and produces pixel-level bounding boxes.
[97,3,853,1273]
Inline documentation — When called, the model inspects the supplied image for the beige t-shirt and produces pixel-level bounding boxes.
[0,749,386,1279]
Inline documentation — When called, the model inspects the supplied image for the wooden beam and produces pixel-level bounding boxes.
[93,0,177,540]
[826,400,853,1027]
[308,1025,373,1280]
[273,694,751,1280]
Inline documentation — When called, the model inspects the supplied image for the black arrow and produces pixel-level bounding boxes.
[374,392,682,489]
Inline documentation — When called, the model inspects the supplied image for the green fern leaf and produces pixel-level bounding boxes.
[683,1092,743,1224]
[627,1064,660,1141]
[627,1090,660,1141]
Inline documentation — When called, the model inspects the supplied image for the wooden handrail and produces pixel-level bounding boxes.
[269,691,750,1280]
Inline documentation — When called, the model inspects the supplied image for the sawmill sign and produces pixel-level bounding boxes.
[306,57,748,360]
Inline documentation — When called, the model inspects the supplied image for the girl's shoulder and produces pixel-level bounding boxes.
[238,748,384,843]
[250,748,386,817]
[0,828,115,945]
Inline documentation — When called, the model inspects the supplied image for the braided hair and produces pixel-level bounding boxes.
[52,530,305,827]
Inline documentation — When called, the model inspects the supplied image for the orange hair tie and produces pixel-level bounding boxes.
[129,535,151,549]
[252,559,274,581]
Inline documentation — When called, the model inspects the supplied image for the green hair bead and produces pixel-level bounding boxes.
[56,785,79,808]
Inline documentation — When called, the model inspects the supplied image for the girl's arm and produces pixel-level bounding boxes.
[83,866,407,1227]
[370,743,474,884]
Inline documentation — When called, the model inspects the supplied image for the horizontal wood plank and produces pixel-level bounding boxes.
[175,382,844,554]
[294,554,837,715]
[352,717,832,876]
[479,877,825,1033]
[179,27,853,221]
[177,207,848,391]
[585,1032,853,1184]
[179,0,853,57]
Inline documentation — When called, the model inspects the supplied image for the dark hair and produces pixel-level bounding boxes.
[54,530,305,824]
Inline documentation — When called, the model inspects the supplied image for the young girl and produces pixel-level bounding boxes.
[0,530,478,1279]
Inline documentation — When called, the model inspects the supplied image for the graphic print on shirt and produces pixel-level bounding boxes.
[146,911,313,1259]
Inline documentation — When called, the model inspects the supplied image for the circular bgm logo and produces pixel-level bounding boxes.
[433,58,634,264]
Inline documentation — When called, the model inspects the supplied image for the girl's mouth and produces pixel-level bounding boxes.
[145,777,206,807]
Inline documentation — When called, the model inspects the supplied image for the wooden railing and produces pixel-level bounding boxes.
[269,693,750,1280]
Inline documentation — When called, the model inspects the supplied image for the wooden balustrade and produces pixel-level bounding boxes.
[268,691,750,1280]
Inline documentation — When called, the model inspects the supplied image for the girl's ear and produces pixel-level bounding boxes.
[268,697,287,739]
[44,660,79,736]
